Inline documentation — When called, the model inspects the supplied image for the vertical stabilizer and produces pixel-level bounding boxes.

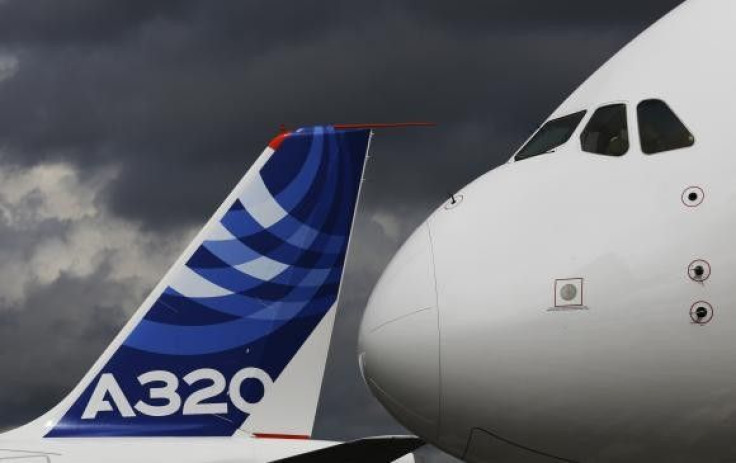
[35,126,370,438]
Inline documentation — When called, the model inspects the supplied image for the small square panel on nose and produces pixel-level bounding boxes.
[555,278,583,307]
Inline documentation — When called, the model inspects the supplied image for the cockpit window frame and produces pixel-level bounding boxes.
[513,110,588,162]
[637,99,695,155]
[579,103,630,157]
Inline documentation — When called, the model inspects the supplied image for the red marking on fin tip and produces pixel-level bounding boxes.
[254,433,310,440]
[268,132,290,150]
[333,122,436,130]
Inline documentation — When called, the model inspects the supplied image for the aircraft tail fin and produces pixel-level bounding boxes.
[34,125,371,438]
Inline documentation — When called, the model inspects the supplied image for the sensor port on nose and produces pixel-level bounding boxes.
[681,186,704,207]
[688,259,711,282]
[444,193,464,210]
[690,301,714,325]
[554,278,584,308]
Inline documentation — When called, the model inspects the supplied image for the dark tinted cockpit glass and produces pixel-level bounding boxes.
[638,99,694,154]
[581,104,629,156]
[515,111,586,161]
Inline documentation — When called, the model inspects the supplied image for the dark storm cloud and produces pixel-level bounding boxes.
[0,273,127,425]
[0,0,678,45]
[0,1,684,461]
[0,0,684,228]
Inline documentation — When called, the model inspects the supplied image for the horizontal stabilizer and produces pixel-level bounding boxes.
[271,436,424,463]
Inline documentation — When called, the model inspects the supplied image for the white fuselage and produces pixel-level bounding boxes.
[359,1,736,461]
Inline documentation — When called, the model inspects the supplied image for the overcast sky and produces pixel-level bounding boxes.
[0,1,684,461]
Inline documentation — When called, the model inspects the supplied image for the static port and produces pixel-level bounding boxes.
[688,260,711,282]
[690,301,714,325]
[682,186,704,207]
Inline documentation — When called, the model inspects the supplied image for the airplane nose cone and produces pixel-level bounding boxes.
[358,223,440,440]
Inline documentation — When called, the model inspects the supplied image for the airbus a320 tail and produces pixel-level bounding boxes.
[0,125,423,463]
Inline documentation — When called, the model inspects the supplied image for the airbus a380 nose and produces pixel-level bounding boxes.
[359,1,736,461]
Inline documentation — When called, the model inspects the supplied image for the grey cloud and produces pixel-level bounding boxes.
[0,162,187,427]
[0,272,130,425]
[0,1,682,46]
[0,1,187,44]
[0,0,683,230]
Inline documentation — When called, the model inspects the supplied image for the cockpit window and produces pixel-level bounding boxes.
[514,111,586,161]
[638,99,694,154]
[580,104,629,156]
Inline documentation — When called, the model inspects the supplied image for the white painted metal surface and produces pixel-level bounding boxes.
[360,0,736,461]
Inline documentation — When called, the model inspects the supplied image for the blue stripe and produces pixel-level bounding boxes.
[125,295,336,355]
[49,126,370,437]
[271,128,325,212]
